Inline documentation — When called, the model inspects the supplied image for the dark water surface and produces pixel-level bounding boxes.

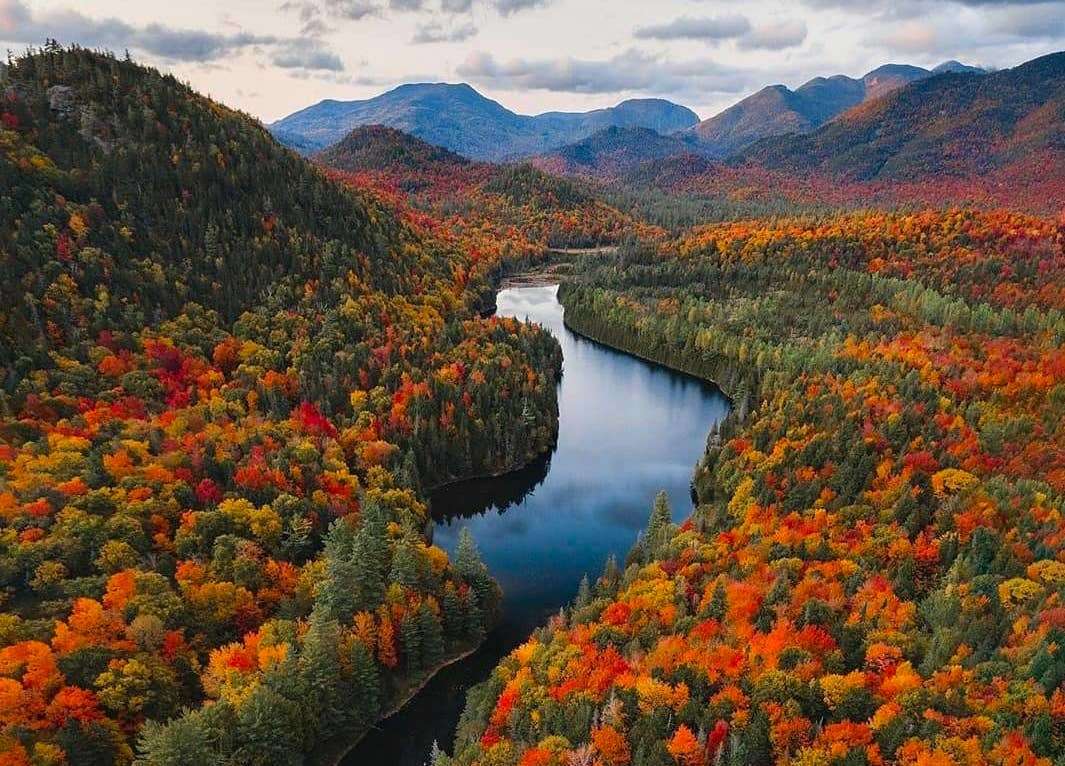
[344,284,730,765]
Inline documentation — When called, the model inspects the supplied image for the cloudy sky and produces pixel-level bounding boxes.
[1,0,1063,122]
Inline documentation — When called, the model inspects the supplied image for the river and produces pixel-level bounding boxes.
[344,284,731,765]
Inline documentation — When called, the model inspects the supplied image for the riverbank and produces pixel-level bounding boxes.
[338,284,732,766]
[557,287,751,419]
[313,643,480,766]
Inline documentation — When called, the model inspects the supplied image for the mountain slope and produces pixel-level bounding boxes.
[269,84,699,160]
[315,124,663,249]
[0,47,411,371]
[0,47,564,766]
[533,125,703,177]
[687,61,982,158]
[744,51,1065,182]
[315,123,472,173]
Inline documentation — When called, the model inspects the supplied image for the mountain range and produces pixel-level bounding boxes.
[683,61,985,158]
[269,83,699,160]
[271,60,985,162]
[743,51,1063,183]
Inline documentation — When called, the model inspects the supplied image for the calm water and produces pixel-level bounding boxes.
[345,284,731,765]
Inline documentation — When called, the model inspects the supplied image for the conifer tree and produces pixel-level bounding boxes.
[390,541,422,591]
[463,588,486,644]
[644,490,673,557]
[298,612,345,735]
[400,611,423,675]
[418,603,445,669]
[350,641,380,727]
[354,500,390,611]
[233,685,301,766]
[316,520,358,623]
[575,574,592,609]
[441,582,463,640]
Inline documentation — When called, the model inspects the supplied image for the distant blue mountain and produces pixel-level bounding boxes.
[269,83,700,160]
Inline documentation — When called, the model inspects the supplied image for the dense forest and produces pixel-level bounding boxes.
[0,46,562,764]
[3,38,1065,766]
[316,125,662,253]
[444,209,1065,765]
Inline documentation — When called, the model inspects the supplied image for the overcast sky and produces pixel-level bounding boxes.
[2,0,1063,122]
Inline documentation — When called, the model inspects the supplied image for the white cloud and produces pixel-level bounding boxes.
[0,0,347,73]
[457,48,755,99]
[635,15,751,43]
[739,19,808,50]
[413,20,477,42]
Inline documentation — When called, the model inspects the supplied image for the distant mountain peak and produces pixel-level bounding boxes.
[270,83,698,160]
[741,51,1063,187]
[932,60,986,74]
[864,63,929,79]
[687,59,983,158]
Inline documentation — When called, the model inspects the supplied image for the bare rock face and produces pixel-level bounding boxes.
[47,84,75,115]
[46,83,115,153]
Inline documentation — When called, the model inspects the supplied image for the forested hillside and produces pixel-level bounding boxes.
[0,46,562,765]
[316,125,662,253]
[532,127,702,180]
[532,53,1062,216]
[682,63,948,159]
[445,210,1065,765]
[744,53,1064,183]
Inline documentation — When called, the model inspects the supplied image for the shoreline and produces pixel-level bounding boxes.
[423,439,557,497]
[317,643,481,766]
[562,315,734,403]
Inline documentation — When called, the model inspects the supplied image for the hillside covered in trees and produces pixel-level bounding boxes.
[444,209,1065,765]
[525,52,1064,216]
[0,46,564,764]
[316,125,661,254]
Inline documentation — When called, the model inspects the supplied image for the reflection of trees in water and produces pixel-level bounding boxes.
[430,450,553,522]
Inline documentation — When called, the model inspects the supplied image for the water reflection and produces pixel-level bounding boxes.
[345,284,731,766]
[429,451,552,521]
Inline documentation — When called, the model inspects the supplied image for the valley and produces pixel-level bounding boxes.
[0,27,1064,766]
[345,284,730,765]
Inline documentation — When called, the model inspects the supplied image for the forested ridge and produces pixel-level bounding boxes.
[0,46,563,765]
[315,125,664,255]
[531,52,1065,218]
[445,209,1065,766]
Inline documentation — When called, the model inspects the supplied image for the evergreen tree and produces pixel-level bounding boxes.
[316,520,358,623]
[644,490,673,557]
[390,541,422,591]
[455,528,495,620]
[353,500,390,612]
[441,582,463,640]
[575,574,592,609]
[232,685,302,766]
[400,611,423,675]
[350,641,381,728]
[707,580,727,621]
[418,603,445,669]
[297,612,345,736]
[136,701,233,766]
[454,528,485,583]
[462,589,486,644]
[600,554,621,594]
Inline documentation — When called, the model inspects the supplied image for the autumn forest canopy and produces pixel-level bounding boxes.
[1,42,1065,766]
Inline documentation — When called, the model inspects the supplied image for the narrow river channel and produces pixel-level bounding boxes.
[344,284,731,765]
